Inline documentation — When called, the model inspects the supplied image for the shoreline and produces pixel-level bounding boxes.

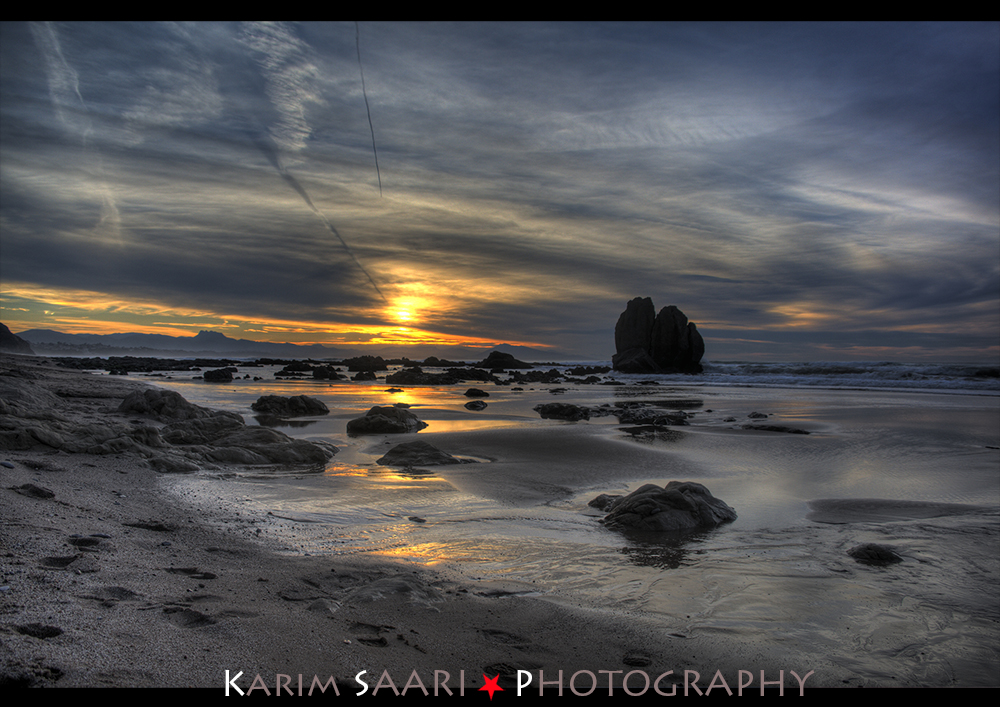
[2,354,997,689]
[0,355,754,689]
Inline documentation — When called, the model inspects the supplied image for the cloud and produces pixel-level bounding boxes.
[1,22,997,361]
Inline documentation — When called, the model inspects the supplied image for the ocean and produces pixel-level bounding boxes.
[132,359,998,687]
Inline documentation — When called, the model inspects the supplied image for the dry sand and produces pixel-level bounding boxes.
[1,355,748,692]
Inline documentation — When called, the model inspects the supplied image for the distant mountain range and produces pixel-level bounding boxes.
[9,327,572,362]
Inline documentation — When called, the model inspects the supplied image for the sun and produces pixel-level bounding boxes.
[388,296,423,326]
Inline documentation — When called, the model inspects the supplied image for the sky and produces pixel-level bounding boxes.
[1,22,998,362]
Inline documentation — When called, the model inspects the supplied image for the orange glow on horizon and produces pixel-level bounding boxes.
[1,280,551,352]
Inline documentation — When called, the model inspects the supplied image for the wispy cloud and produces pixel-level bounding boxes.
[2,22,997,361]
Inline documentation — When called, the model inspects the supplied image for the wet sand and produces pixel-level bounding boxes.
[0,356,762,690]
[2,354,997,689]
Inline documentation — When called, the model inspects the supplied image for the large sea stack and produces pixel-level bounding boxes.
[612,298,704,374]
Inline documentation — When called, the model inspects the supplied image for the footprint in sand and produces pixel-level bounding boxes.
[479,628,532,650]
[67,535,113,552]
[15,623,64,639]
[79,586,143,604]
[165,567,218,580]
[350,621,396,648]
[162,607,217,628]
[123,521,174,532]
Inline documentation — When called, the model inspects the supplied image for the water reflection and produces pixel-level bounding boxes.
[618,426,685,444]
[616,528,714,569]
[253,415,319,429]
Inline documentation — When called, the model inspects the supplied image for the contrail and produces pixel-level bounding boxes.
[254,137,387,303]
[239,22,386,303]
[355,21,382,196]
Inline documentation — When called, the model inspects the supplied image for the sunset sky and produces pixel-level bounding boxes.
[1,22,997,361]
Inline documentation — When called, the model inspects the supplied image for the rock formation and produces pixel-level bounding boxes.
[375,440,475,467]
[0,323,34,355]
[533,402,590,421]
[1,379,336,471]
[476,351,533,370]
[251,395,329,418]
[346,405,428,435]
[612,298,704,374]
[203,367,236,382]
[591,481,736,532]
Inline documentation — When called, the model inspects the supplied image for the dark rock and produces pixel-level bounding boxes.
[352,370,377,381]
[741,424,810,434]
[847,543,903,565]
[0,323,34,355]
[385,369,445,385]
[503,369,564,385]
[385,367,498,386]
[203,367,236,382]
[4,368,334,471]
[343,355,388,372]
[615,405,689,426]
[650,306,702,372]
[464,388,489,397]
[465,400,488,411]
[588,493,621,512]
[567,365,611,376]
[346,405,428,434]
[160,414,246,445]
[612,299,704,374]
[597,481,736,532]
[251,395,329,418]
[610,347,660,374]
[476,351,533,370]
[747,411,768,419]
[376,440,474,466]
[118,389,240,422]
[422,356,464,367]
[614,297,656,355]
[533,403,590,421]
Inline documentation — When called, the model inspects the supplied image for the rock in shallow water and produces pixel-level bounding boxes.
[594,481,736,532]
[251,395,329,418]
[533,403,590,421]
[612,298,705,374]
[346,405,428,434]
[376,440,475,467]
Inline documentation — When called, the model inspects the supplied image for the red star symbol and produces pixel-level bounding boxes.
[479,673,504,700]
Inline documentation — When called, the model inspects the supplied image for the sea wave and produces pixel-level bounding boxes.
[556,360,1000,394]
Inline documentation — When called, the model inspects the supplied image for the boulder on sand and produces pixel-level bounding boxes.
[346,405,428,435]
[593,481,736,532]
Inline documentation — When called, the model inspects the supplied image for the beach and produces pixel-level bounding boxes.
[2,354,998,690]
